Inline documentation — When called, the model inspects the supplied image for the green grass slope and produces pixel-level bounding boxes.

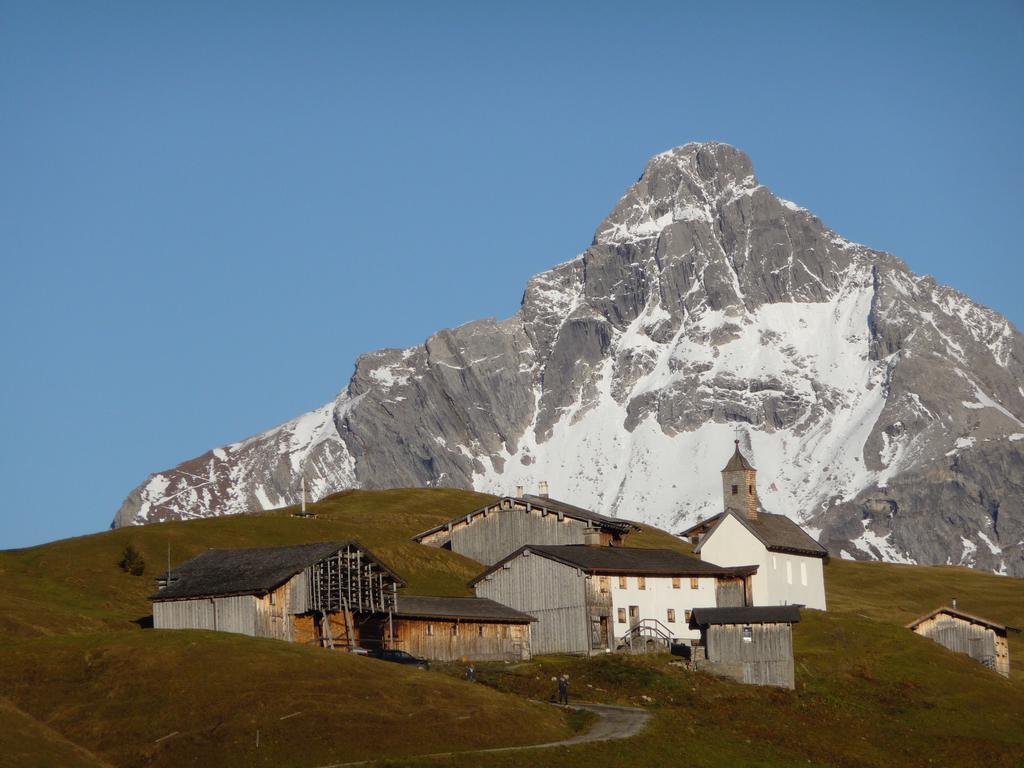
[0,698,115,768]
[0,488,495,637]
[0,489,570,767]
[2,488,1023,768]
[420,558,1024,768]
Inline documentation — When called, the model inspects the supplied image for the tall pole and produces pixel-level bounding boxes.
[301,477,307,516]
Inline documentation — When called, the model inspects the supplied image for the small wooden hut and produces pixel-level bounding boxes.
[906,605,1019,678]
[151,541,404,648]
[688,605,801,689]
[361,595,536,661]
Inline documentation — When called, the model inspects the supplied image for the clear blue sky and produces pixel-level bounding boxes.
[2,1,1022,548]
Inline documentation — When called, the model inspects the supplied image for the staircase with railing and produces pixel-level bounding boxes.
[617,618,676,654]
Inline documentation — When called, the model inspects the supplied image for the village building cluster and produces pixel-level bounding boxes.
[150,441,1016,688]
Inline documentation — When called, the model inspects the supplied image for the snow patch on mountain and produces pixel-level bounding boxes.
[474,269,888,532]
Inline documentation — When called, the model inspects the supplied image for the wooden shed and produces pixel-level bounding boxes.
[361,595,535,661]
[688,605,801,689]
[151,541,404,649]
[906,606,1019,678]
[414,494,640,566]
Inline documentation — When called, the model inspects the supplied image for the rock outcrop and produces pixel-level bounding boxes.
[113,143,1024,576]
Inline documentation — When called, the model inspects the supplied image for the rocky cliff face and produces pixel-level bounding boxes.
[114,143,1024,576]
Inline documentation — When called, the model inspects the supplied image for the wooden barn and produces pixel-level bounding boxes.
[151,541,404,649]
[361,595,535,662]
[907,605,1019,678]
[414,491,639,566]
[471,543,758,656]
[688,605,801,689]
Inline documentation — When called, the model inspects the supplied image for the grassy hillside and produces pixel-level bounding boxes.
[0,488,494,638]
[0,698,114,768]
[0,489,571,767]
[2,488,1023,767]
[421,558,1024,768]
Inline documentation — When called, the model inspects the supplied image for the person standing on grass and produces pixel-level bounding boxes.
[558,674,569,705]
[466,663,476,682]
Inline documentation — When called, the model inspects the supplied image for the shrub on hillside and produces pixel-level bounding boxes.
[118,544,145,576]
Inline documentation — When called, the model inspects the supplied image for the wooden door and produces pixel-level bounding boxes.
[629,605,639,628]
[715,578,745,608]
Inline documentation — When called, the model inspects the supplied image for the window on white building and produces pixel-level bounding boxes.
[786,560,793,585]
[690,577,699,590]
[800,561,808,586]
[637,576,646,590]
[618,575,628,589]
[617,608,626,624]
[667,609,676,623]
[772,555,777,569]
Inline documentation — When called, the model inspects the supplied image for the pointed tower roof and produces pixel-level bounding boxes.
[722,440,755,472]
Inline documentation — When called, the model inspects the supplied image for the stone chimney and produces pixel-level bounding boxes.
[515,485,524,498]
[538,480,549,498]
[952,597,958,610]
[722,440,758,520]
[583,527,603,547]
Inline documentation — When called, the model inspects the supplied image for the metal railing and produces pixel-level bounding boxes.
[619,618,675,652]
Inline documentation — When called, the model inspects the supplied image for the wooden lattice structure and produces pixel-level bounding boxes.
[307,543,400,648]
[151,540,404,650]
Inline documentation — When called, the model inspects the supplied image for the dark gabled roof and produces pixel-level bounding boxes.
[677,513,724,539]
[906,606,1021,635]
[412,495,639,542]
[469,545,757,585]
[520,495,640,531]
[689,605,801,627]
[722,441,755,472]
[150,541,404,601]
[692,510,828,558]
[394,595,535,623]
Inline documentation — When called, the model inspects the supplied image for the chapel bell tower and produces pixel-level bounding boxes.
[722,440,758,520]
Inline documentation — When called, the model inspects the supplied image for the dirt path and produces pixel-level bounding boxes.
[317,701,651,767]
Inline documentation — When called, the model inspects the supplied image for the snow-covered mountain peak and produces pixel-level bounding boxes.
[596,142,762,247]
[115,143,1024,578]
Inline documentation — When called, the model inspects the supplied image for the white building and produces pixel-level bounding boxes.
[471,543,757,655]
[680,441,829,610]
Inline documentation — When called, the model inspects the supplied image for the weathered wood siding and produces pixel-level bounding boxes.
[475,552,589,655]
[430,502,591,565]
[912,614,1010,677]
[254,588,292,641]
[287,570,310,615]
[389,619,531,662]
[715,577,747,608]
[585,575,613,651]
[154,574,306,641]
[154,598,215,630]
[154,595,258,636]
[700,623,795,689]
